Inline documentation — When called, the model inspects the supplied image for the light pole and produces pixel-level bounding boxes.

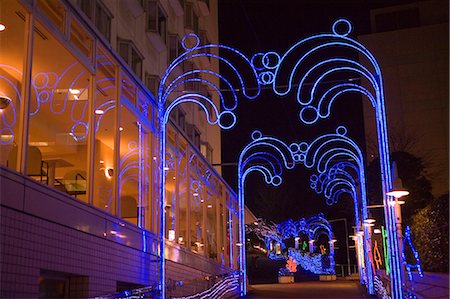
[386,162,409,289]
[329,218,352,277]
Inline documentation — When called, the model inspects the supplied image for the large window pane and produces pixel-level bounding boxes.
[93,47,116,213]
[28,20,90,202]
[165,147,176,240]
[190,175,204,254]
[206,191,217,260]
[177,139,188,246]
[119,105,140,225]
[219,202,225,264]
[1,1,26,170]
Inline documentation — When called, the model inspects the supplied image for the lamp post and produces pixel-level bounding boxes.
[386,162,409,289]
[329,218,352,277]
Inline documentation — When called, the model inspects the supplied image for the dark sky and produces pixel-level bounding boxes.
[216,0,413,263]
[217,0,374,221]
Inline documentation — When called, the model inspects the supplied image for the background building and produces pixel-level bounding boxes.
[0,0,241,297]
[359,0,449,197]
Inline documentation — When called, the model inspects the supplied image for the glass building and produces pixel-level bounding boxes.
[0,0,241,297]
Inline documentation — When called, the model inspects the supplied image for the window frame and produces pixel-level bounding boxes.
[117,38,144,79]
[145,0,168,43]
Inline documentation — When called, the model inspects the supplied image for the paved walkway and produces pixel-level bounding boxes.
[245,280,368,298]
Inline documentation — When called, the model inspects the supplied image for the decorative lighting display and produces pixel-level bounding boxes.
[382,226,391,275]
[248,214,335,275]
[374,275,391,299]
[238,130,297,294]
[301,127,374,293]
[249,18,400,298]
[158,33,260,298]
[160,20,400,296]
[402,226,423,281]
[373,240,383,270]
[0,17,401,297]
[286,257,298,273]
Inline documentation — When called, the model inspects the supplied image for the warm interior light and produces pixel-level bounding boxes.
[153,156,157,161]
[105,167,114,179]
[69,88,80,95]
[118,126,124,131]
[0,134,14,142]
[0,96,11,110]
[364,218,376,224]
[99,160,104,164]
[236,243,243,246]
[0,23,5,32]
[397,200,406,205]
[168,230,175,241]
[193,192,199,197]
[386,190,410,198]
[207,204,213,208]
[374,229,382,234]
[95,109,104,115]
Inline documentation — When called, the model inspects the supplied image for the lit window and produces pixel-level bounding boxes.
[145,0,167,42]
[118,39,143,78]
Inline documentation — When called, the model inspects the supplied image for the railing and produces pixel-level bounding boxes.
[90,272,240,299]
[91,285,158,299]
[171,271,240,299]
[334,264,359,277]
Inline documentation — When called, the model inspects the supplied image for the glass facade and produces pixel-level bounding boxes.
[0,0,238,268]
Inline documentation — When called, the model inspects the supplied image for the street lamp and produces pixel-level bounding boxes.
[386,162,409,198]
[386,162,409,289]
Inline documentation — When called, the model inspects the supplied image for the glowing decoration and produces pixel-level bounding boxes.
[158,33,260,298]
[248,214,335,275]
[286,257,298,273]
[382,226,391,275]
[289,248,335,275]
[171,272,240,299]
[320,245,326,255]
[301,241,307,251]
[373,240,383,270]
[238,130,296,295]
[402,226,423,281]
[250,18,400,298]
[301,127,373,293]
[374,275,391,299]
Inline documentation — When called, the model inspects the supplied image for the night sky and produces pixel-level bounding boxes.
[216,0,412,261]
